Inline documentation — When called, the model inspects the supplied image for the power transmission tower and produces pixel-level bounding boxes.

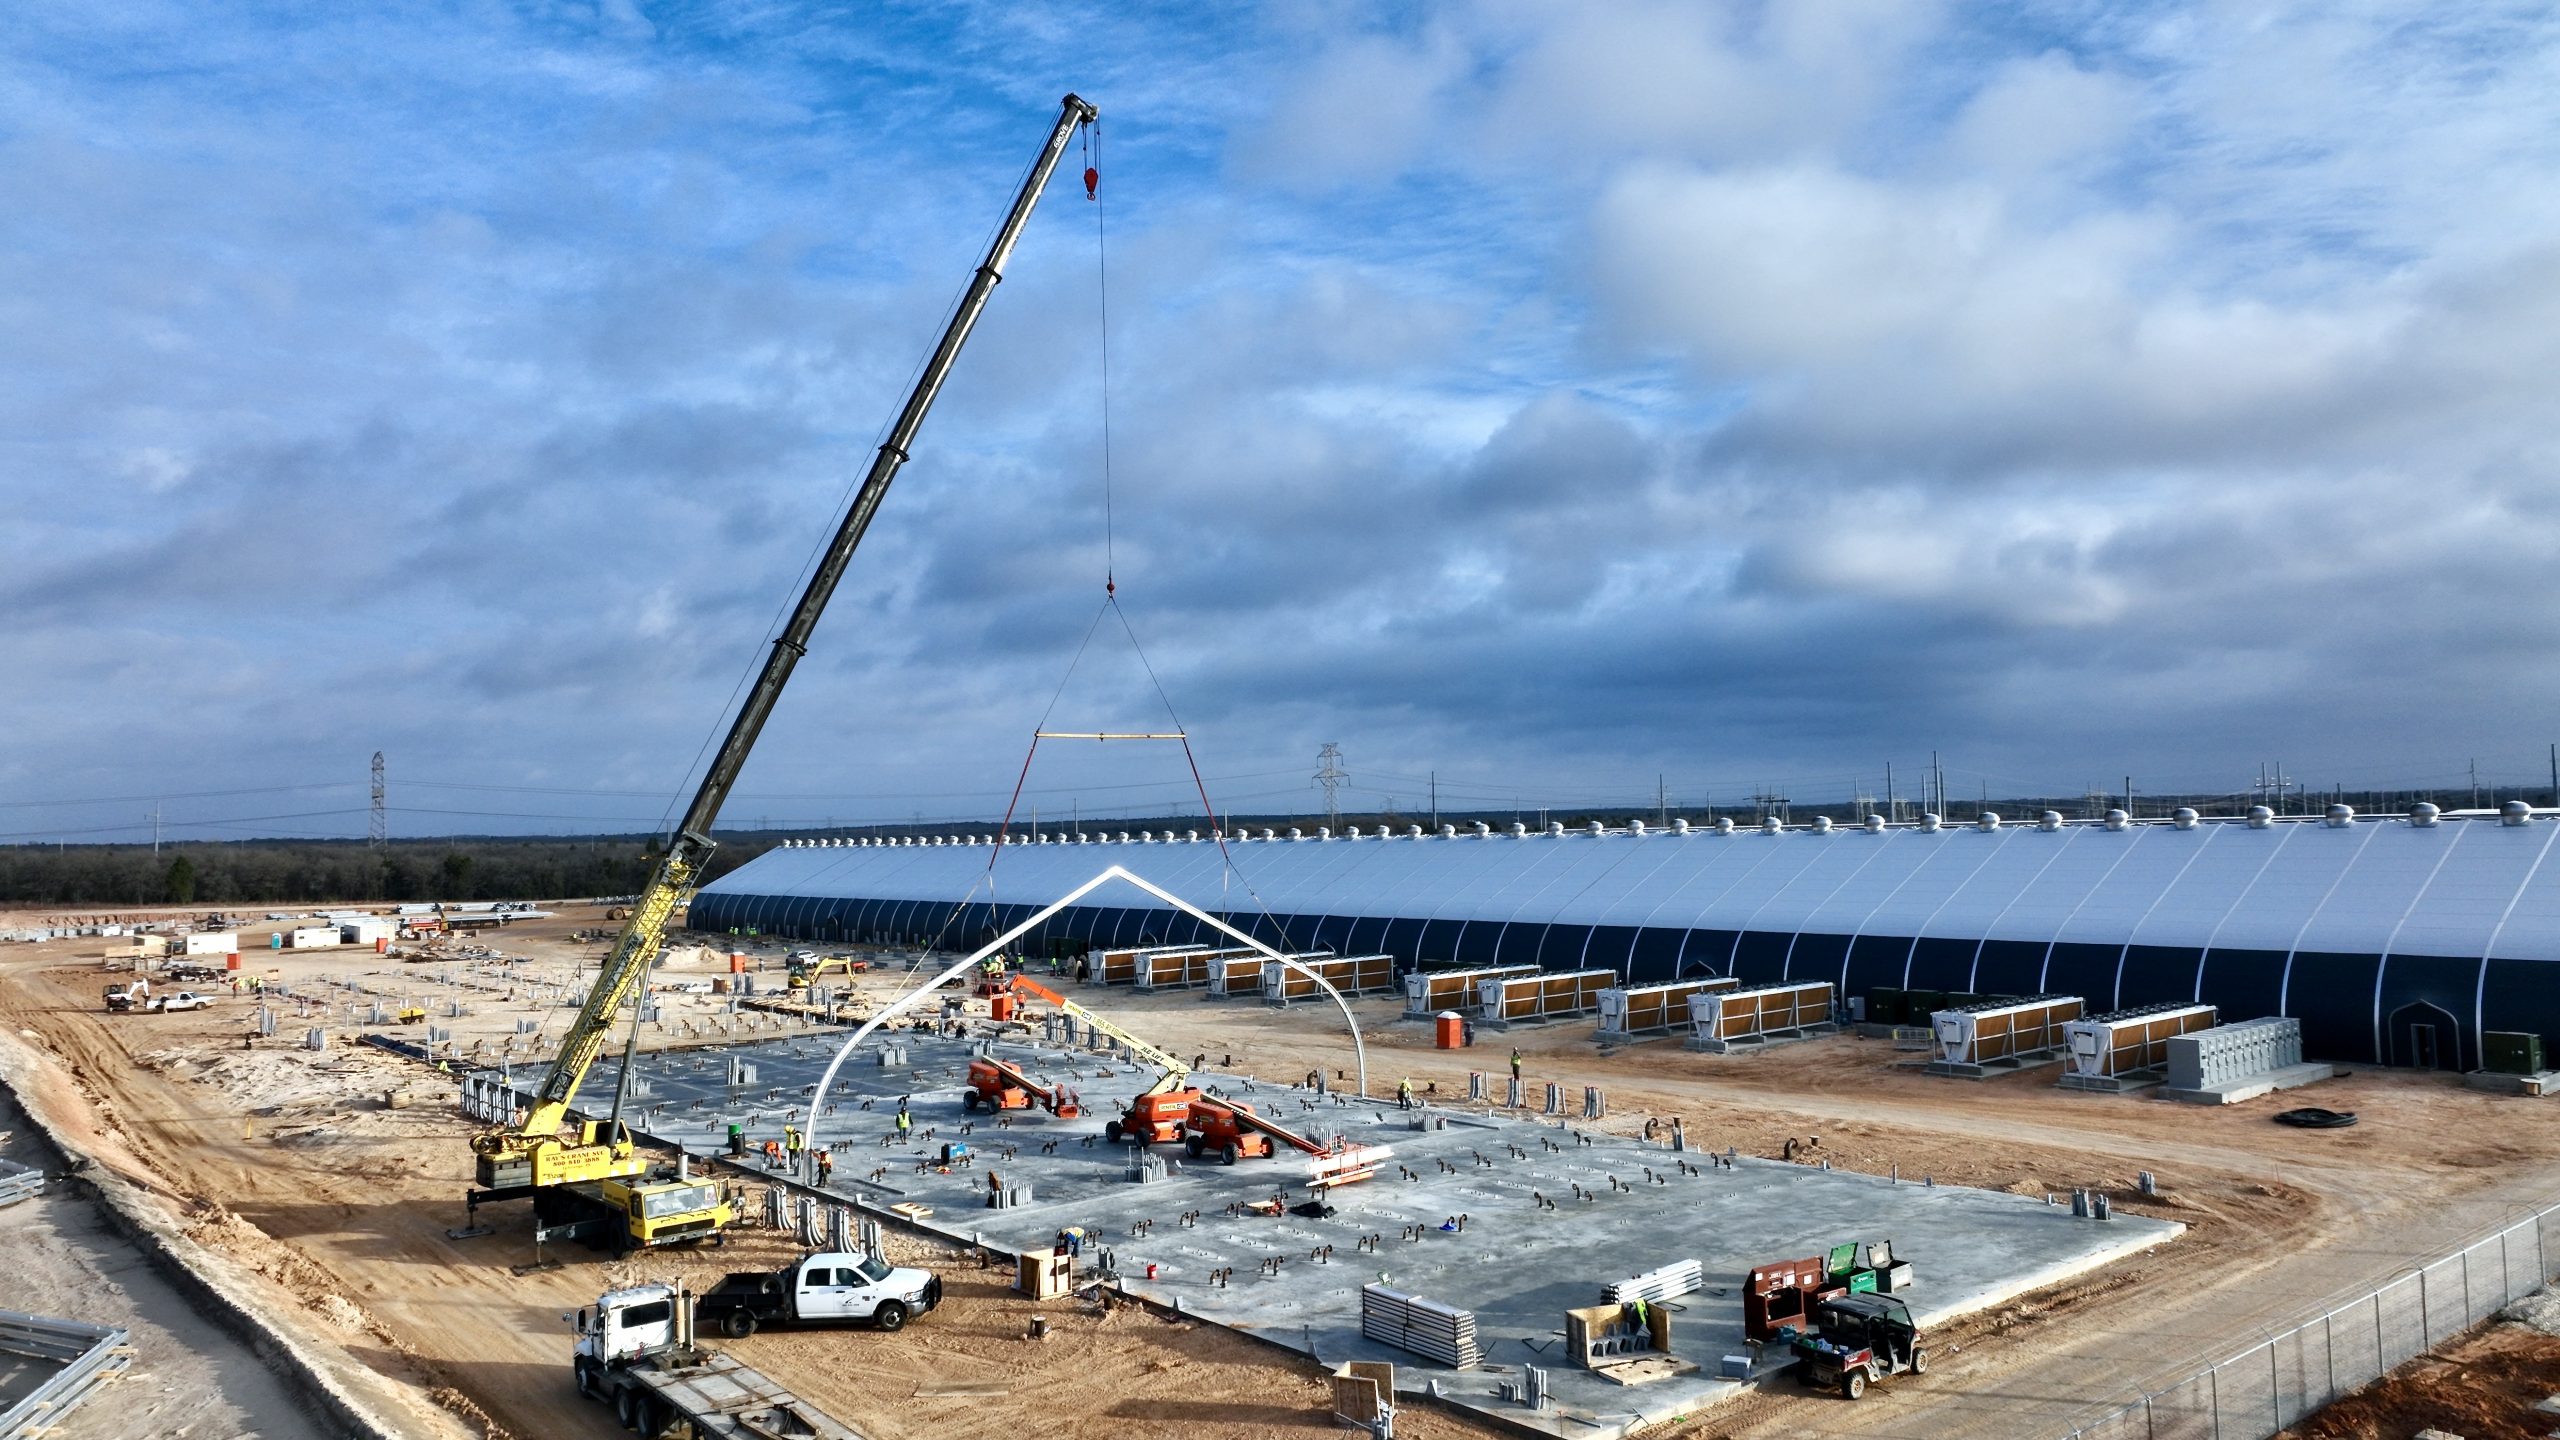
[1751,788,1789,824]
[369,752,387,848]
[1314,743,1347,829]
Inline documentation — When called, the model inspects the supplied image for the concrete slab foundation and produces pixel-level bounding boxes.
[553,1032,2182,1438]
[2461,1069,2558,1098]
[2158,1062,2341,1106]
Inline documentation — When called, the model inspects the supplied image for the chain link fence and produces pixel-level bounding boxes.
[2060,1202,2560,1439]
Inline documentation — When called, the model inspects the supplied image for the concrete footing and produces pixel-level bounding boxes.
[2159,1061,2340,1105]
[1925,1047,2066,1079]
[2461,1069,2559,1097]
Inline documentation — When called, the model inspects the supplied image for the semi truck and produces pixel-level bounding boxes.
[692,1250,941,1338]
[569,1282,867,1439]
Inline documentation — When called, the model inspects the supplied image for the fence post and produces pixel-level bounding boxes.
[2269,1339,2281,1428]
[2209,1363,2220,1438]
[2323,1312,2335,1408]
[2419,1266,2431,1348]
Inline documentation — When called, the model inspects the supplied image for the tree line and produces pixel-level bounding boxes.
[0,836,783,909]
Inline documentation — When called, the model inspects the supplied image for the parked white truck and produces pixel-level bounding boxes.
[569,1282,867,1438]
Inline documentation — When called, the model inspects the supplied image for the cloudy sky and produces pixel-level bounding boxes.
[7,1,2560,843]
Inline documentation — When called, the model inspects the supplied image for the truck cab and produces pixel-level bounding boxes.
[575,1283,681,1370]
[696,1250,941,1338]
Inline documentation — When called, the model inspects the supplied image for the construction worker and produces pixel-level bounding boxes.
[1509,1048,1523,1082]
[987,1170,1003,1206]
[895,1108,912,1139]
[784,1125,803,1167]
[816,1147,834,1186]
[1396,1077,1414,1110]
[763,1137,784,1170]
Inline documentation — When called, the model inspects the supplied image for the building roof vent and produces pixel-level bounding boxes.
[1511,822,1528,837]
[1673,818,1692,834]
[2504,799,2534,826]
[1588,820,1607,836]
[1472,821,1491,836]
[1629,820,1647,836]
[2104,809,2130,831]
[2247,806,2273,828]
[2410,803,2440,827]
[1863,814,1886,832]
[1316,826,1333,840]
[2324,804,2355,828]
[2173,808,2200,830]
[1186,829,1200,842]
[1713,817,1736,834]
[1978,813,2001,832]
[1438,823,1455,837]
[2039,811,2063,831]
[1810,815,1833,833]
[1287,827,1303,840]
[1762,817,1784,835]
[1919,812,1943,833]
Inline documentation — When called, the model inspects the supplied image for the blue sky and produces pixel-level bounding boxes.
[8,1,2560,843]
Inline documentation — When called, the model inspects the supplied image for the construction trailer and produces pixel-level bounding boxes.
[286,926,343,949]
[1475,967,1616,1023]
[1132,945,1258,992]
[1685,980,1835,1051]
[338,918,396,946]
[1402,963,1538,1019]
[1596,976,1742,1039]
[2060,1003,2219,1088]
[179,931,238,956]
[1931,995,2085,1072]
[1261,952,1396,1005]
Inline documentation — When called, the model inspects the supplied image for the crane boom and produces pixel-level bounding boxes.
[1008,975,1191,1092]
[474,93,1098,1193]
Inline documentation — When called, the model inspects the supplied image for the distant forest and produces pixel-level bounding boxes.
[3,785,2529,908]
[0,835,782,910]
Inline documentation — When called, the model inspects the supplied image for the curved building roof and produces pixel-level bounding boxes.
[696,813,2560,1069]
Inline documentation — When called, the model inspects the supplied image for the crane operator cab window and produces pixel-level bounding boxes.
[642,1184,721,1219]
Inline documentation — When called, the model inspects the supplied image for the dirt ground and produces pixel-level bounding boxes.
[2278,1320,2560,1440]
[5,902,2559,1439]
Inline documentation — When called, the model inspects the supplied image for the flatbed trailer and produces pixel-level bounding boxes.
[574,1282,867,1438]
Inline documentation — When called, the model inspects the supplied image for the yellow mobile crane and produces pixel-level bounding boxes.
[462,93,1100,1247]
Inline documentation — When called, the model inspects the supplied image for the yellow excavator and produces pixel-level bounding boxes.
[459,93,1100,1251]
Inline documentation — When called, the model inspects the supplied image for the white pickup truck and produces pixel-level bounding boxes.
[693,1251,942,1337]
[146,991,214,1013]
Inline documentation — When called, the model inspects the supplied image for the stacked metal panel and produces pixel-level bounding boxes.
[0,1310,132,1440]
[2064,1003,2220,1078]
[2167,1016,2304,1090]
[1262,953,1396,1004]
[0,1156,40,1208]
[1360,1283,1481,1369]
[1402,963,1539,1018]
[1596,977,1741,1037]
[1605,1258,1704,1305]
